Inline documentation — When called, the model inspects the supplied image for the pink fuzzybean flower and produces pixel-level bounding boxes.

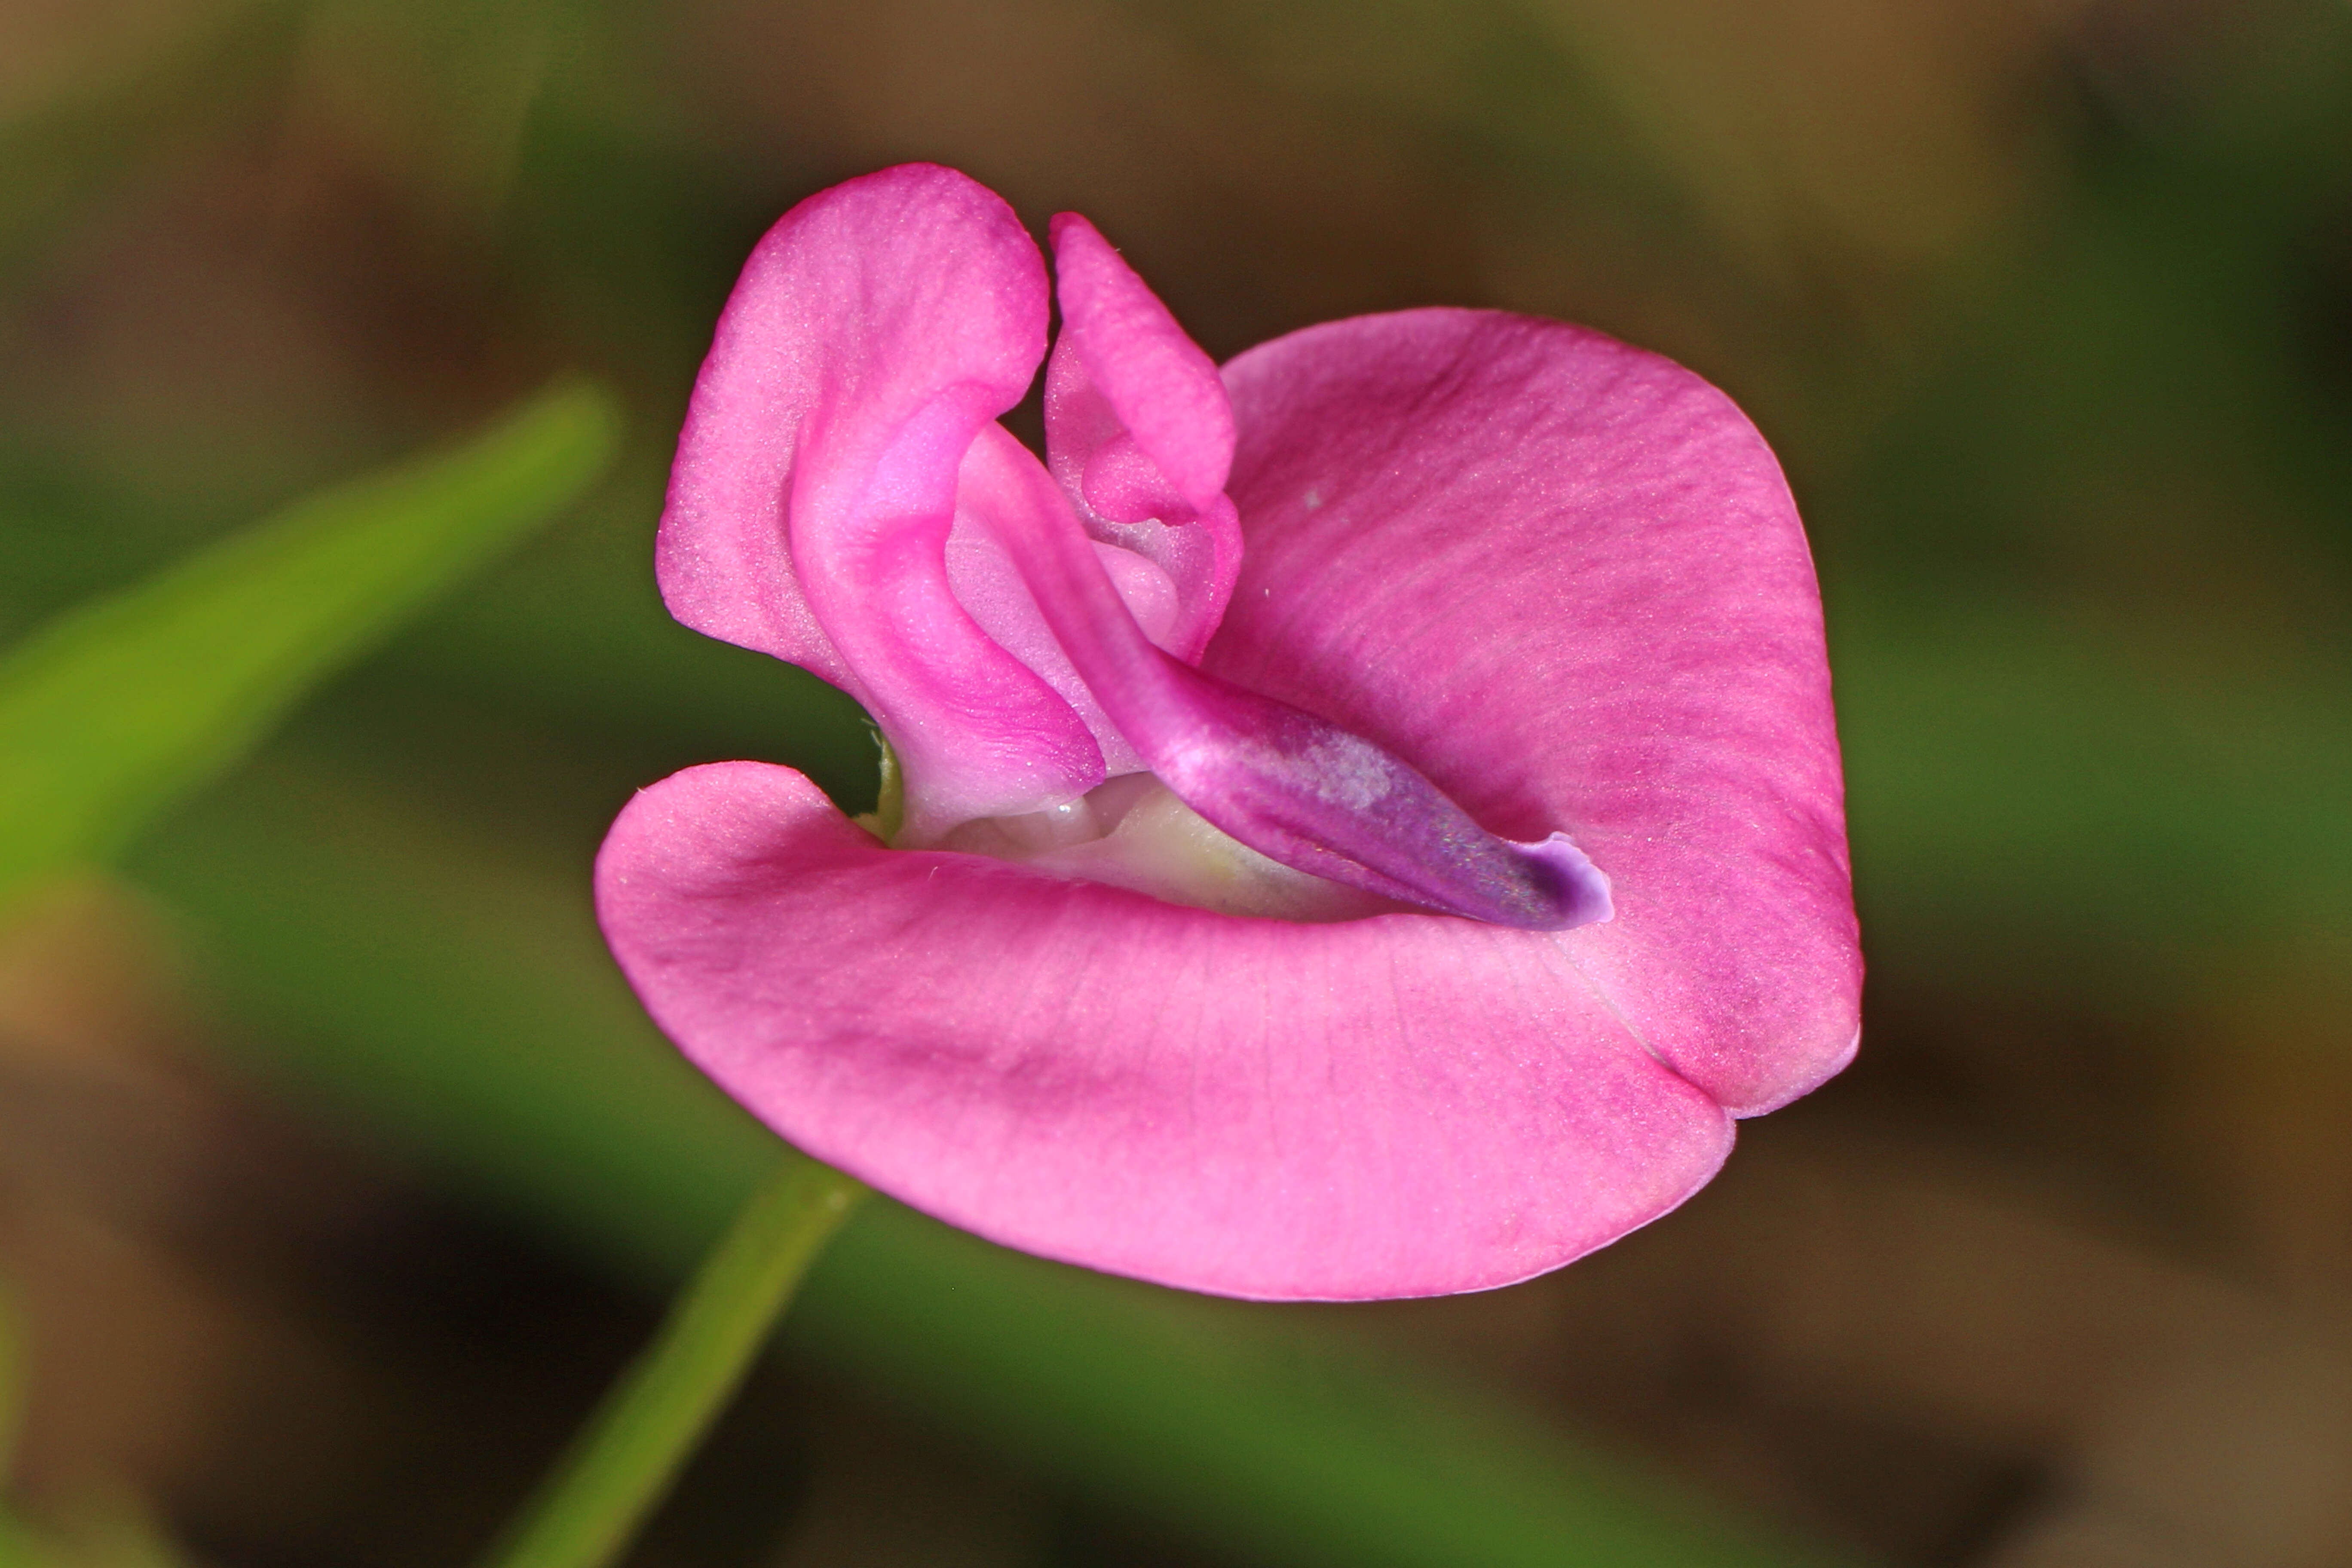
[596,164,1860,1301]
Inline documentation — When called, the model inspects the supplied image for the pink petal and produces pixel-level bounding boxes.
[942,448,1165,780]
[656,164,1104,839]
[1043,214,1243,662]
[1046,213,1234,512]
[596,762,1735,1300]
[1216,309,1861,1115]
[956,426,1611,929]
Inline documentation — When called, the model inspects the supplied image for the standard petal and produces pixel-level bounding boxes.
[597,762,1735,1301]
[1217,309,1861,1115]
[657,163,1104,838]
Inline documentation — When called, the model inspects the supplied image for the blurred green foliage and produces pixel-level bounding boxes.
[0,382,617,913]
[2,0,2349,1563]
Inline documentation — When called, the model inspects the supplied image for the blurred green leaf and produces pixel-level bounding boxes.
[1831,595,2352,994]
[132,753,1856,1568]
[0,381,619,915]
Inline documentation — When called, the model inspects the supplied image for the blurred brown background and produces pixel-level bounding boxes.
[2,0,2349,1564]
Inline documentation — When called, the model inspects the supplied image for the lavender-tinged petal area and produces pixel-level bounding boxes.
[1217,309,1862,1114]
[596,761,1735,1300]
[656,163,1104,839]
[1042,214,1241,663]
[957,426,1610,930]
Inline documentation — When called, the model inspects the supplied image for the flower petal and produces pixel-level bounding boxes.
[1216,309,1862,1114]
[657,163,1104,838]
[1046,212,1234,512]
[1043,214,1242,662]
[596,761,1735,1300]
[957,426,1611,929]
[942,502,1166,780]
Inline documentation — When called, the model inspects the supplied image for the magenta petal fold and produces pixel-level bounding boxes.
[600,163,1861,1301]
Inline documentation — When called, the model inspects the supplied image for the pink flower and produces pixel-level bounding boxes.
[596,164,1859,1301]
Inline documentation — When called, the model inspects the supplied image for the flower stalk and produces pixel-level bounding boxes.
[478,1154,864,1568]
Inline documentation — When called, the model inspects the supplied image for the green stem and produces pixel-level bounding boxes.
[480,1154,865,1568]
